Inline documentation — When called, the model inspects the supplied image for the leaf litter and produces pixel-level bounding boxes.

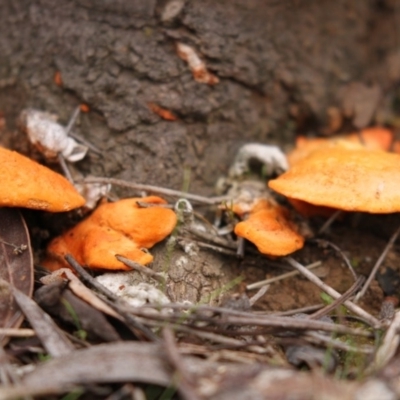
[2,129,400,399]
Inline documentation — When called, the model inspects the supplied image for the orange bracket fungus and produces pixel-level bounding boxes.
[0,146,85,212]
[269,148,400,214]
[287,127,393,167]
[43,196,177,271]
[233,199,305,257]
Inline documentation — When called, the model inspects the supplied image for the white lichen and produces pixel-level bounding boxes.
[229,143,288,179]
[20,109,88,162]
[95,272,170,308]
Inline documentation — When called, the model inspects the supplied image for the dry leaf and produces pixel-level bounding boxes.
[13,285,74,357]
[35,281,121,342]
[0,208,33,343]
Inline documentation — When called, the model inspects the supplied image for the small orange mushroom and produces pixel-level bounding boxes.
[269,148,400,214]
[234,199,305,257]
[0,146,85,211]
[43,196,177,271]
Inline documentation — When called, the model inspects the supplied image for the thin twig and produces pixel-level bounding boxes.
[0,328,35,337]
[249,285,270,306]
[237,237,245,257]
[82,177,230,205]
[187,226,236,249]
[69,131,103,155]
[309,276,365,320]
[183,239,238,256]
[312,239,357,281]
[284,257,381,328]
[57,153,74,183]
[126,305,373,338]
[318,210,343,234]
[262,304,324,316]
[356,224,400,301]
[116,255,166,284]
[302,331,373,355]
[163,328,200,400]
[64,106,80,135]
[65,254,159,342]
[246,261,322,290]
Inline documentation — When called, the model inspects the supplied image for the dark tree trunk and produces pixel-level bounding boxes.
[1,0,399,195]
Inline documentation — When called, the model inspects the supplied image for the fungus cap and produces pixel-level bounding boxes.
[43,221,153,271]
[91,196,177,248]
[287,127,393,167]
[43,196,177,271]
[269,148,400,213]
[234,201,304,256]
[0,147,85,211]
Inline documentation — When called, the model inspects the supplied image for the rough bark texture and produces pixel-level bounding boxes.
[1,0,399,196]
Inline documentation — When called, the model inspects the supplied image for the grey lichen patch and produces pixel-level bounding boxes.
[95,272,170,308]
[151,231,239,305]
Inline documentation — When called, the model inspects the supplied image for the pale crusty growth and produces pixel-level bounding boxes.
[269,148,400,213]
[43,196,177,271]
[234,200,304,256]
[0,147,85,211]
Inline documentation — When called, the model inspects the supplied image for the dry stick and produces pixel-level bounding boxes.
[64,254,159,342]
[356,224,400,302]
[236,237,245,257]
[248,285,270,306]
[57,106,81,184]
[318,210,343,234]
[83,177,230,205]
[66,106,103,155]
[187,226,236,249]
[57,153,74,183]
[64,106,81,135]
[247,261,322,290]
[129,305,372,338]
[116,255,166,284]
[303,331,373,354]
[0,347,33,400]
[309,275,365,320]
[263,304,324,316]
[0,328,35,337]
[163,328,201,400]
[184,239,238,256]
[284,256,381,328]
[312,239,357,281]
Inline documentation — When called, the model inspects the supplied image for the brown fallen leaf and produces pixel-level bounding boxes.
[12,285,74,357]
[34,281,121,342]
[0,208,33,344]
[0,342,393,400]
[40,268,120,319]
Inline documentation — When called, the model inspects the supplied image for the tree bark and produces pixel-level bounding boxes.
[1,0,399,195]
